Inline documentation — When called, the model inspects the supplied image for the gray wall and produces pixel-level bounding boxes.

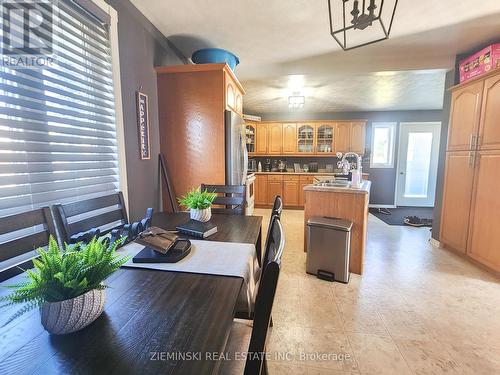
[431,70,455,240]
[106,0,187,220]
[256,110,443,205]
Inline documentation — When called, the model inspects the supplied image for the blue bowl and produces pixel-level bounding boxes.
[191,48,240,71]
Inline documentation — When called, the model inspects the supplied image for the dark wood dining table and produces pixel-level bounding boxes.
[0,213,263,375]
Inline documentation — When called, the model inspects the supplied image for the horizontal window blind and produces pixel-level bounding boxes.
[0,0,119,219]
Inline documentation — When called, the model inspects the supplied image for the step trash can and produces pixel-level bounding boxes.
[306,216,353,283]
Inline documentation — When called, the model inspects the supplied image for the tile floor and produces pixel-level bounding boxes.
[254,208,500,375]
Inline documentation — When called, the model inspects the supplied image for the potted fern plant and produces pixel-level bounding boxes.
[178,188,217,222]
[0,236,129,335]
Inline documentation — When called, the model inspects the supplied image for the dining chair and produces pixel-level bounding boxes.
[53,192,128,244]
[0,207,56,282]
[271,195,283,218]
[200,184,246,215]
[220,217,285,375]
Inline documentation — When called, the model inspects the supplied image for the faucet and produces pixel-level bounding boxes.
[336,152,362,175]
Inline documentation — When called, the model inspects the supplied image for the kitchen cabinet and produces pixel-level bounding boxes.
[254,174,268,205]
[440,68,500,274]
[156,63,244,208]
[297,124,315,154]
[268,123,283,154]
[255,123,268,154]
[447,80,483,151]
[467,150,500,272]
[351,121,367,155]
[299,175,315,206]
[282,123,297,154]
[336,122,366,154]
[267,174,283,205]
[316,123,335,155]
[478,73,500,150]
[439,151,475,253]
[245,122,256,154]
[335,122,351,153]
[225,71,244,115]
[283,175,300,206]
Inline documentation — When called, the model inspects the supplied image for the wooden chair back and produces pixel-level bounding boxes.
[200,184,246,215]
[53,192,128,244]
[0,207,56,281]
[244,217,285,375]
[271,195,283,218]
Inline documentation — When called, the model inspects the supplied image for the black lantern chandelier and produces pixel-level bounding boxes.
[328,0,398,50]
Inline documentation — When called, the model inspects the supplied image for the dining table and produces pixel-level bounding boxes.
[0,212,263,375]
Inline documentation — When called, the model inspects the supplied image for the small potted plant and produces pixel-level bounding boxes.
[178,188,217,222]
[0,236,129,335]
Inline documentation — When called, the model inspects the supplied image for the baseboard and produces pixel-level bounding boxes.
[369,204,396,209]
[429,237,441,248]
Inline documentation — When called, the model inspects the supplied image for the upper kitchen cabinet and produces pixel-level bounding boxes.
[351,121,367,155]
[478,71,500,150]
[224,69,244,115]
[297,123,315,154]
[336,121,367,154]
[447,80,483,151]
[282,123,297,154]
[255,122,268,154]
[316,123,335,155]
[268,123,283,154]
[335,122,351,153]
[245,121,256,154]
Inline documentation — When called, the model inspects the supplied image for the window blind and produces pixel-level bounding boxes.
[0,0,119,218]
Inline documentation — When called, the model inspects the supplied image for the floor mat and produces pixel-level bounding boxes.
[369,207,433,226]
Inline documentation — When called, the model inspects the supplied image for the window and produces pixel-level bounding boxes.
[370,122,396,168]
[0,0,121,218]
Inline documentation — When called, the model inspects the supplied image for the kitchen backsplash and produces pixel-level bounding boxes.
[249,156,366,172]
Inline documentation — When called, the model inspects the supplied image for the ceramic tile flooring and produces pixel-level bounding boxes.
[254,208,500,375]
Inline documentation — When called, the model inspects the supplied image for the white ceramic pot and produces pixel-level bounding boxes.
[40,288,106,335]
[190,207,212,222]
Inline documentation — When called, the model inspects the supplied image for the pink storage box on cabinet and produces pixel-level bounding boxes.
[459,44,500,83]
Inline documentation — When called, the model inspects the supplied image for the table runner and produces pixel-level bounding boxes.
[118,240,258,313]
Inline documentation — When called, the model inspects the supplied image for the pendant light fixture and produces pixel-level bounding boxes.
[328,0,398,50]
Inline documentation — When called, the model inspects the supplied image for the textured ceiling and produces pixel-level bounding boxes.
[131,0,500,113]
[243,70,447,113]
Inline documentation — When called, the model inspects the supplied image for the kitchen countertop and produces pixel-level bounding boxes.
[252,171,369,177]
[303,180,371,194]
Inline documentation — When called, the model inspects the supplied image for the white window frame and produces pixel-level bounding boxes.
[90,0,129,216]
[370,122,396,169]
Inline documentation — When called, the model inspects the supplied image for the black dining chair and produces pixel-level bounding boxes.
[0,207,56,282]
[201,184,246,215]
[271,195,283,218]
[53,192,128,244]
[220,217,285,375]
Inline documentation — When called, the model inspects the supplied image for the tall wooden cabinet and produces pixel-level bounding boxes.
[267,123,283,154]
[156,63,244,211]
[440,68,500,273]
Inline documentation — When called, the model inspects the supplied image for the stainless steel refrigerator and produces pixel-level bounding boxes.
[225,110,248,186]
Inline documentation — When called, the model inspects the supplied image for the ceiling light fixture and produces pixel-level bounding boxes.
[328,0,398,51]
[288,93,305,109]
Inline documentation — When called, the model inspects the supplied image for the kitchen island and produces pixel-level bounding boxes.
[304,180,371,275]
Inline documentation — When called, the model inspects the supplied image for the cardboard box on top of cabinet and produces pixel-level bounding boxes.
[459,43,500,83]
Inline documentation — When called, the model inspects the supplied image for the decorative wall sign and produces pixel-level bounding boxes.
[136,91,151,160]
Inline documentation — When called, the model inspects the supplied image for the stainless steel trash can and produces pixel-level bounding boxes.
[306,216,353,283]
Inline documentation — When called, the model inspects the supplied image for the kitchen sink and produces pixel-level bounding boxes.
[315,180,351,188]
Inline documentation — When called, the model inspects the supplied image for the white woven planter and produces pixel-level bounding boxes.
[190,207,212,222]
[40,289,106,335]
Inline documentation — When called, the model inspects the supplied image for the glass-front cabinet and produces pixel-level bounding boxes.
[245,123,256,154]
[316,123,335,154]
[297,124,315,154]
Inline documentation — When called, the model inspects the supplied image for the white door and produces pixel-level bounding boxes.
[396,122,441,207]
